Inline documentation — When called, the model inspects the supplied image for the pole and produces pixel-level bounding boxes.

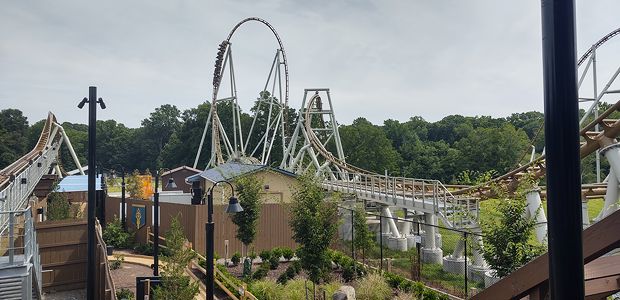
[153,171,159,276]
[100,170,106,227]
[206,189,215,300]
[464,232,468,299]
[351,209,354,259]
[379,214,383,271]
[541,0,585,298]
[87,86,97,300]
[416,222,421,281]
[121,168,126,230]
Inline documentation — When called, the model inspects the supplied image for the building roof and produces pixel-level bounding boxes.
[186,162,296,183]
[56,175,103,192]
[161,165,202,176]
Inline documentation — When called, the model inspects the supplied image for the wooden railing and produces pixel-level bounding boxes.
[95,219,117,300]
[192,252,259,300]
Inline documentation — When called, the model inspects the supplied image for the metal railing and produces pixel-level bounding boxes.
[324,172,480,230]
[0,206,42,298]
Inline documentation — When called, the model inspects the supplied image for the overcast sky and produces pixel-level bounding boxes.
[1,1,619,128]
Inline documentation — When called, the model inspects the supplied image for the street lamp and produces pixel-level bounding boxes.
[78,86,106,300]
[205,180,243,300]
[153,168,177,276]
[110,164,126,230]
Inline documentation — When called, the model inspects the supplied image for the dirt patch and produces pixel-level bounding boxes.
[110,262,154,295]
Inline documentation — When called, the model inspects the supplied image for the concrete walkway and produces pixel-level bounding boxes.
[110,252,209,300]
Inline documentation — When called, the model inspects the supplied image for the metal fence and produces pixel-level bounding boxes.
[336,204,488,299]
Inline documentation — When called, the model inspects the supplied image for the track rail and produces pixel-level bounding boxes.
[577,27,620,66]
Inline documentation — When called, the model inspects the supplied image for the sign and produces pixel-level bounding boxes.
[414,235,422,244]
[131,205,146,229]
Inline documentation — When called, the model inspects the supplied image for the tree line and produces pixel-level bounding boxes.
[0,98,613,184]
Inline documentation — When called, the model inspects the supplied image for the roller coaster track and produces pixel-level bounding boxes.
[577,27,620,66]
[0,112,63,232]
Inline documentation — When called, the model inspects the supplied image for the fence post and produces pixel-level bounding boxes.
[379,214,383,272]
[464,231,468,299]
[9,212,15,264]
[416,222,421,281]
[351,209,355,260]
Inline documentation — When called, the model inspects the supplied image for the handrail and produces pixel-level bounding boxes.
[193,252,259,300]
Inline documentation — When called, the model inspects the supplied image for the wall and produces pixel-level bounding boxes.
[106,196,296,257]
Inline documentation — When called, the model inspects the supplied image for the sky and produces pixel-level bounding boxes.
[1,0,619,128]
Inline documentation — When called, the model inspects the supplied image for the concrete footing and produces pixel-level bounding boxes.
[468,265,489,283]
[442,256,465,275]
[421,247,443,264]
[484,270,500,288]
[387,237,408,251]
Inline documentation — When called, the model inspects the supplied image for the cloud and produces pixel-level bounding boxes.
[1,0,619,128]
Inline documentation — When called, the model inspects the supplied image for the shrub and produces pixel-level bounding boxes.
[110,254,125,270]
[249,247,258,260]
[269,255,279,270]
[291,260,302,274]
[103,218,132,249]
[252,264,269,280]
[271,247,283,260]
[285,265,297,279]
[116,288,135,300]
[276,272,289,285]
[356,273,392,300]
[259,250,271,262]
[231,252,241,266]
[342,264,355,282]
[249,279,283,300]
[47,191,71,220]
[282,247,294,261]
[133,243,153,255]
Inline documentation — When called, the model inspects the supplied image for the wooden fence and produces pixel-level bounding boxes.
[106,197,296,256]
[36,218,115,299]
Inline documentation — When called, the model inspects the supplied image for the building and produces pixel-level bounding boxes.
[186,161,298,205]
[161,166,202,193]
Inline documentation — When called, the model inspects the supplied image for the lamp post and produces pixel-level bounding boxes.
[205,180,243,300]
[77,86,106,300]
[153,168,177,276]
[111,164,126,230]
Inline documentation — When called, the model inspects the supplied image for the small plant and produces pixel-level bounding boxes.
[252,263,269,280]
[276,272,289,285]
[259,249,271,262]
[291,260,302,274]
[271,247,283,260]
[133,243,153,255]
[116,288,135,300]
[342,264,355,282]
[103,218,132,249]
[231,251,241,266]
[268,255,279,270]
[356,273,392,300]
[47,191,71,220]
[281,247,294,261]
[110,254,125,270]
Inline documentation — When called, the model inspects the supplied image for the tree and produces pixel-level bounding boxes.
[230,175,264,256]
[153,215,199,299]
[480,180,546,277]
[47,191,71,221]
[126,170,142,198]
[0,109,29,169]
[339,118,401,174]
[289,172,339,284]
[352,206,373,263]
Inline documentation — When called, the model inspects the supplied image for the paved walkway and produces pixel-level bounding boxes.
[110,252,209,300]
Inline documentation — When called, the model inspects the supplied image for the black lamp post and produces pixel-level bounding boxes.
[111,164,126,230]
[153,168,177,276]
[205,180,243,300]
[78,86,106,300]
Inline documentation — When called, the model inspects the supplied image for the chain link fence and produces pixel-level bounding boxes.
[335,203,491,299]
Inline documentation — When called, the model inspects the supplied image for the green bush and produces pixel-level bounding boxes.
[342,264,355,282]
[249,247,258,260]
[116,288,135,300]
[252,263,270,280]
[47,191,71,220]
[276,272,289,285]
[133,243,153,255]
[269,255,279,270]
[271,247,283,260]
[259,250,271,262]
[103,218,132,249]
[282,247,294,261]
[249,279,283,300]
[110,254,125,270]
[231,251,241,266]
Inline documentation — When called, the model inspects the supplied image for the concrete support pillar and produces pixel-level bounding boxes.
[525,189,547,243]
[468,233,489,282]
[596,166,620,221]
[421,213,442,264]
[383,207,407,251]
[443,239,465,274]
[582,199,590,227]
[382,207,401,238]
[601,143,620,179]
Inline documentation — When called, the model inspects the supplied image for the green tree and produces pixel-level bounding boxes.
[352,206,373,263]
[126,170,141,198]
[289,173,339,284]
[47,191,71,221]
[153,215,199,299]
[339,118,401,174]
[480,180,546,277]
[0,109,29,169]
[230,175,264,256]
